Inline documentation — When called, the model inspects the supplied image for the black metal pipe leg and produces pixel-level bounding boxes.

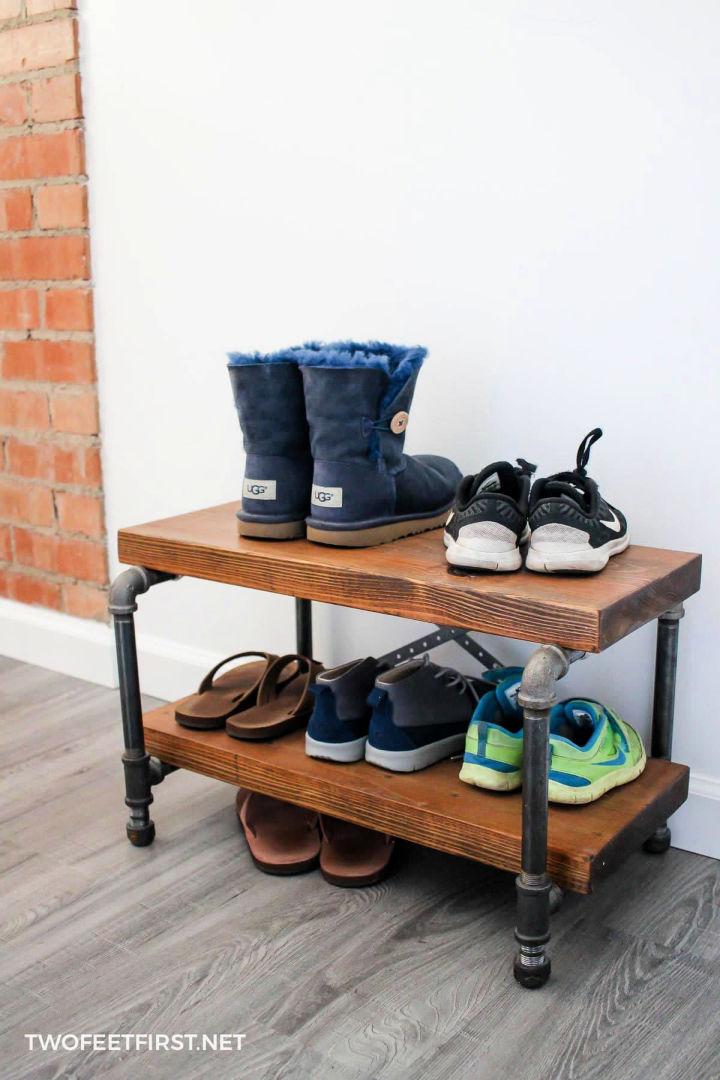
[296,597,313,657]
[514,644,574,988]
[109,567,176,847]
[644,603,684,854]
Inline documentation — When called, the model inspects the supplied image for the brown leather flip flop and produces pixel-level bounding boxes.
[235,789,320,875]
[225,654,323,740]
[319,816,395,887]
[175,651,277,729]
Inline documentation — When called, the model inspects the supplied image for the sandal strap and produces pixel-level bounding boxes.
[257,654,321,707]
[198,651,275,696]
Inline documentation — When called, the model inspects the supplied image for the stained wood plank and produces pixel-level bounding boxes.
[143,700,689,894]
[118,501,701,652]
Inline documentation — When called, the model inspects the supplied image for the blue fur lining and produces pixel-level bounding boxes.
[227,347,305,367]
[296,341,426,409]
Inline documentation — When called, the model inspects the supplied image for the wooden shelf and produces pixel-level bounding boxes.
[144,700,689,894]
[119,502,701,652]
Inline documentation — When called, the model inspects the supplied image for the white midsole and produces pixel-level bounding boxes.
[305,733,367,763]
[365,731,466,772]
[526,533,629,573]
[445,538,522,572]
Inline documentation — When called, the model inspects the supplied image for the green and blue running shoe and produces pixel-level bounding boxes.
[460,670,646,804]
[548,698,646,804]
[459,667,524,792]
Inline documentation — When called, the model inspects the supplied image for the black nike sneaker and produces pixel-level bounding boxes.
[526,428,629,573]
[444,459,536,572]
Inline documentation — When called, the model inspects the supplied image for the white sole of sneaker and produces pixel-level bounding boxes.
[365,732,466,772]
[525,533,629,574]
[445,538,522,572]
[305,733,366,763]
[548,744,647,804]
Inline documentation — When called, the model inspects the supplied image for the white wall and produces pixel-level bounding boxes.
[78,0,718,855]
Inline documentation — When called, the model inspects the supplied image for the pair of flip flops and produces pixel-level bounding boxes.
[236,790,395,886]
[175,651,322,739]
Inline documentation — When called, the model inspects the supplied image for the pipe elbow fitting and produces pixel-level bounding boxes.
[518,644,572,712]
[108,567,176,616]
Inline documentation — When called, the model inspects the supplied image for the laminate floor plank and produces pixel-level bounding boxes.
[1,660,717,1080]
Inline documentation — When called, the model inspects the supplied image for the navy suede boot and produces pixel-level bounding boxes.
[227,350,313,539]
[298,343,462,547]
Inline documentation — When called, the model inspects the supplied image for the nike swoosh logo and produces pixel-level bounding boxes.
[601,509,623,533]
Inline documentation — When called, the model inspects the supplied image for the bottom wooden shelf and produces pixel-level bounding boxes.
[143,700,689,895]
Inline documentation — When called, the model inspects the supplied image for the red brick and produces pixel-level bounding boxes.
[56,534,106,582]
[82,445,100,485]
[0,387,49,429]
[0,235,89,280]
[45,287,92,331]
[62,580,106,619]
[4,339,94,382]
[0,130,84,181]
[57,490,103,537]
[12,528,107,581]
[0,288,39,328]
[0,187,31,231]
[5,437,100,485]
[13,524,58,570]
[0,476,53,524]
[5,436,52,479]
[26,0,76,13]
[36,183,87,229]
[0,568,61,609]
[0,0,23,19]
[0,82,27,126]
[49,388,98,433]
[30,73,81,123]
[0,19,77,77]
[0,522,11,560]
[52,442,100,486]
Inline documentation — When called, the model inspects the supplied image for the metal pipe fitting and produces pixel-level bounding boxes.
[517,644,576,712]
[108,566,178,616]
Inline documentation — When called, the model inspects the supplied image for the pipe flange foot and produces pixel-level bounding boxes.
[127,820,155,847]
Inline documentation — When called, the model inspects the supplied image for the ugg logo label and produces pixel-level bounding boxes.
[312,484,343,508]
[243,479,276,500]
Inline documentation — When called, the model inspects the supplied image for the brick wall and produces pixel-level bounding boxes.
[0,0,107,621]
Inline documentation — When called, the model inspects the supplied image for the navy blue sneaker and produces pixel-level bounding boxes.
[365,656,493,772]
[305,657,382,762]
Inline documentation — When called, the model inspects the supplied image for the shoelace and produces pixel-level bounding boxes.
[574,428,603,477]
[432,662,482,704]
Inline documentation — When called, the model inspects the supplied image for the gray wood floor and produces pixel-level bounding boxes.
[1,656,719,1080]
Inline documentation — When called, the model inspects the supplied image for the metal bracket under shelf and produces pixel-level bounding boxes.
[378,625,504,672]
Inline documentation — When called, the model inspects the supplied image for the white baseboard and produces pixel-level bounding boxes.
[0,599,216,701]
[134,631,218,703]
[671,774,720,860]
[0,597,117,687]
[0,598,717,859]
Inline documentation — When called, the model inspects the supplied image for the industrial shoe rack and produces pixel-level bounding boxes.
[110,501,701,989]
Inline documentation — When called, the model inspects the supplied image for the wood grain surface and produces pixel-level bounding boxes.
[118,502,701,652]
[144,700,689,894]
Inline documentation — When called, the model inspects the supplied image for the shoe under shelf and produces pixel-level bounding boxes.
[143,700,689,895]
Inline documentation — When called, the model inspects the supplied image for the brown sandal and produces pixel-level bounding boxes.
[225,654,323,740]
[236,789,320,875]
[319,816,395,887]
[175,651,277,729]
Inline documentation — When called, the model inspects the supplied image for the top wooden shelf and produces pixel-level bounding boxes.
[118,502,701,653]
